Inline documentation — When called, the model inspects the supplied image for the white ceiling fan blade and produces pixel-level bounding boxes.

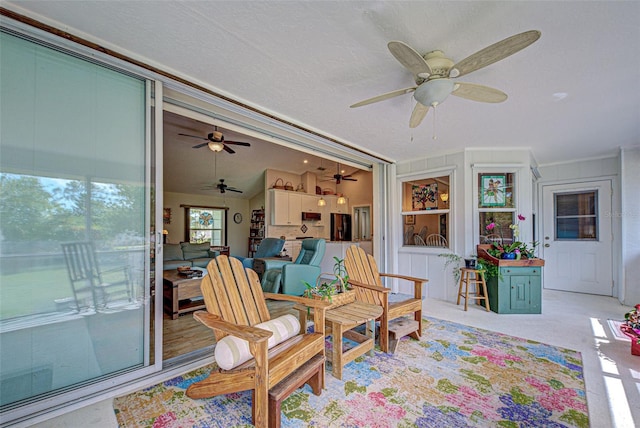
[350,87,416,108]
[409,102,430,128]
[452,82,507,103]
[388,41,432,82]
[450,30,541,78]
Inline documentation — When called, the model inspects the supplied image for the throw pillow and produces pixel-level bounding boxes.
[181,242,210,260]
[163,244,184,261]
[214,314,301,370]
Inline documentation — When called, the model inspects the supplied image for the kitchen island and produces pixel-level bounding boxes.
[320,241,360,275]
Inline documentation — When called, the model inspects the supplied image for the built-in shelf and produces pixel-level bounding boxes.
[248,209,265,257]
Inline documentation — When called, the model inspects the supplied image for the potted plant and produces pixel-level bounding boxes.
[464,255,477,269]
[474,258,501,282]
[303,257,353,305]
[439,253,500,283]
[303,280,337,302]
[621,304,640,356]
[439,253,463,283]
[484,214,538,260]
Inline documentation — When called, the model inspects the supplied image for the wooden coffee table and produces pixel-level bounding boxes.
[162,270,206,319]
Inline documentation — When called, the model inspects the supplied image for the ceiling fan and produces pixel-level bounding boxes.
[323,163,358,184]
[179,126,251,154]
[202,179,243,194]
[350,30,541,128]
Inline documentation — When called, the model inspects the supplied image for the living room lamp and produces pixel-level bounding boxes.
[317,197,326,207]
[337,194,346,205]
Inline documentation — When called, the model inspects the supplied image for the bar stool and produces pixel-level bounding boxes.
[457,268,491,312]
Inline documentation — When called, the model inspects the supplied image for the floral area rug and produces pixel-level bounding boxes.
[113,317,588,427]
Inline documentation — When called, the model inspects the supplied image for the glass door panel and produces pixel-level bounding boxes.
[554,191,598,240]
[0,31,152,411]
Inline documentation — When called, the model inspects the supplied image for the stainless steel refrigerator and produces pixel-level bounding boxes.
[330,213,352,241]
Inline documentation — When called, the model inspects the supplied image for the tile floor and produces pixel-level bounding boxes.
[21,290,640,427]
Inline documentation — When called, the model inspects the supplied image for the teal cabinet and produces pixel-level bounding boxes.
[486,266,542,314]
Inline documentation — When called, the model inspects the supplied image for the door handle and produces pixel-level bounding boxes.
[544,243,550,247]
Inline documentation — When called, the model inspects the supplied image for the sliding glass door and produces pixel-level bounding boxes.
[0,30,158,417]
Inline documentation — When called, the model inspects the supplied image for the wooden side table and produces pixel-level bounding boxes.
[210,245,230,256]
[295,291,382,379]
[324,301,383,380]
[457,268,491,312]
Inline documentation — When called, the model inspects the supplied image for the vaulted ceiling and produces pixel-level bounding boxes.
[4,1,639,182]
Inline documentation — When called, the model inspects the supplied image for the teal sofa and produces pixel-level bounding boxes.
[163,243,219,270]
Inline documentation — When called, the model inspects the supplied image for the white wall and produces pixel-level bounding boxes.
[395,150,635,304]
[620,147,640,304]
[163,191,250,257]
[394,149,534,302]
[395,151,464,302]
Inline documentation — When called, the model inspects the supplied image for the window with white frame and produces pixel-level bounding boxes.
[401,174,451,248]
[184,206,227,245]
[477,172,516,244]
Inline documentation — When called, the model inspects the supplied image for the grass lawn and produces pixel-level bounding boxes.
[1,266,75,319]
[0,263,136,320]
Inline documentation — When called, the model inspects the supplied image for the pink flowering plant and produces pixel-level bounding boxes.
[623,304,640,344]
[486,214,538,259]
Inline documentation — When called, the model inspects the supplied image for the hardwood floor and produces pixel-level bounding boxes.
[161,299,298,361]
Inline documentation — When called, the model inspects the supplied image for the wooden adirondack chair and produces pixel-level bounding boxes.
[344,245,428,353]
[186,255,328,428]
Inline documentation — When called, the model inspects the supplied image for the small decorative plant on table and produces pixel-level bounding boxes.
[303,257,354,307]
[621,304,640,356]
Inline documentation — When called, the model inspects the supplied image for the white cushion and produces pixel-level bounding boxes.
[214,314,301,370]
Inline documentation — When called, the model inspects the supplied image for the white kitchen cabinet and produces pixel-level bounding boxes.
[270,190,302,226]
[301,194,320,212]
[317,202,329,227]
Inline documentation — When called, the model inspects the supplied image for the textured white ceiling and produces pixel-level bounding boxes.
[4,1,640,174]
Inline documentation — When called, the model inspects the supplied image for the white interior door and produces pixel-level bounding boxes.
[541,181,612,295]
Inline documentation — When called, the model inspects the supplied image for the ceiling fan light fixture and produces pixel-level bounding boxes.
[208,142,224,152]
[413,78,455,107]
[337,195,346,205]
[318,197,327,207]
